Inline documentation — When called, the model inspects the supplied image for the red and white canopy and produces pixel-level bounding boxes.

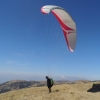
[41,5,76,52]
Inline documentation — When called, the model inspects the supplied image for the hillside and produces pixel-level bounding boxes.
[0,81,100,100]
[0,80,71,94]
[0,80,44,94]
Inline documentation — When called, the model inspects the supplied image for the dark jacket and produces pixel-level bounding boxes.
[47,78,52,88]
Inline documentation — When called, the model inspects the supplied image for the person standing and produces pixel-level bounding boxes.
[45,76,52,93]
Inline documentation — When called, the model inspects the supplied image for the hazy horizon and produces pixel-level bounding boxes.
[0,72,93,84]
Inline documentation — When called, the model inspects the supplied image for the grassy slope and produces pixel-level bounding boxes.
[0,82,100,100]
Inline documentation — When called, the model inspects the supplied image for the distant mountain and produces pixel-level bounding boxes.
[71,80,91,84]
[0,80,46,94]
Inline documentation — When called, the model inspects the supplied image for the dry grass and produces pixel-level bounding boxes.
[0,82,100,100]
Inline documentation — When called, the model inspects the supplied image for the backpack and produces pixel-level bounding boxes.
[50,78,54,86]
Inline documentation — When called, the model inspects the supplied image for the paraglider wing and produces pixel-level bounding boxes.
[41,5,76,52]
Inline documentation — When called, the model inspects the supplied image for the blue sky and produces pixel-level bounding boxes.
[0,0,100,83]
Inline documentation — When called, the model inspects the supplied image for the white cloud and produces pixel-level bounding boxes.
[6,60,17,65]
[61,76,66,79]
